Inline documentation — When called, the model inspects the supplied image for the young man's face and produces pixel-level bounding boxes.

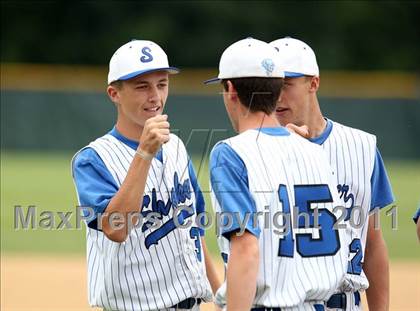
[275,76,313,126]
[113,71,169,127]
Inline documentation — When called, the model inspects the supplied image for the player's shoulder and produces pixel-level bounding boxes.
[210,131,249,163]
[210,131,251,159]
[210,132,237,153]
[330,119,376,145]
[71,147,107,181]
[210,140,233,160]
[71,133,113,167]
[209,140,246,171]
[73,132,119,159]
[73,147,98,164]
[71,133,113,171]
[72,132,110,160]
[215,128,287,147]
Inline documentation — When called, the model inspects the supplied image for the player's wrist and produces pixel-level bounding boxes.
[135,148,154,161]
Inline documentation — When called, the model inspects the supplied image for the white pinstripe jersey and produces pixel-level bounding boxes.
[72,133,212,311]
[211,129,350,310]
[319,120,377,294]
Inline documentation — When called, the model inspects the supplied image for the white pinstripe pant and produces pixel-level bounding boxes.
[104,303,201,311]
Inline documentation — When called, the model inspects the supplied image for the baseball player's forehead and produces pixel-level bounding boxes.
[284,76,310,84]
[125,71,169,85]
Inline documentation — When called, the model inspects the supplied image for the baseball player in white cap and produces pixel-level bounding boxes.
[71,39,220,310]
[270,37,394,311]
[206,37,350,311]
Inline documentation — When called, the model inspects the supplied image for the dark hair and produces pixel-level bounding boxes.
[110,80,124,89]
[222,77,283,114]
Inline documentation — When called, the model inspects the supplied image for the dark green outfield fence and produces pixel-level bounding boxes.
[1,90,419,158]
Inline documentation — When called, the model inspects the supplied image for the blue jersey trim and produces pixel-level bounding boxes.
[209,142,260,239]
[253,127,290,136]
[109,126,138,150]
[308,118,333,145]
[370,148,394,212]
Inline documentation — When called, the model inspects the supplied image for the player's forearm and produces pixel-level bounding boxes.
[102,155,152,242]
[364,216,390,311]
[201,238,222,294]
[417,221,420,241]
[365,241,389,311]
[226,232,259,311]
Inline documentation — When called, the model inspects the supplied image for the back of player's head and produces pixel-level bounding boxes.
[221,78,283,115]
[108,39,179,85]
[205,37,284,114]
[270,37,319,78]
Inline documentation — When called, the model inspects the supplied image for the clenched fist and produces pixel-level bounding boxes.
[139,114,170,156]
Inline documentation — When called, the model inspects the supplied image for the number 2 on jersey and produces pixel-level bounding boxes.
[278,184,341,257]
[347,238,363,275]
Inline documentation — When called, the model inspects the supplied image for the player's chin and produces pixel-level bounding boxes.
[275,110,291,125]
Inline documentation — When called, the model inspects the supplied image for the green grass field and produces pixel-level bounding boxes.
[1,152,419,259]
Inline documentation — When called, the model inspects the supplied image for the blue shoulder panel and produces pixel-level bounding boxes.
[370,148,394,212]
[209,142,260,239]
[72,147,119,230]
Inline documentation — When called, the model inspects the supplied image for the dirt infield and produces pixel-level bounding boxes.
[1,255,419,311]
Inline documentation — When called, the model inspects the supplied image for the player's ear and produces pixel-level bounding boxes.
[309,76,320,93]
[226,80,238,102]
[107,85,120,104]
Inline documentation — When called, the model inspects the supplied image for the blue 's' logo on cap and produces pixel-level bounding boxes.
[261,58,275,76]
[140,47,153,63]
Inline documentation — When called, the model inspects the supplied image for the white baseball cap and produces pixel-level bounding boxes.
[204,37,284,84]
[269,37,319,77]
[107,39,179,84]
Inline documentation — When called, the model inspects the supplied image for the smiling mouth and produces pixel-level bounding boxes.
[144,106,160,112]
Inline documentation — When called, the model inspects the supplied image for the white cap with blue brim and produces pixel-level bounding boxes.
[204,37,285,84]
[108,39,179,84]
[269,37,319,78]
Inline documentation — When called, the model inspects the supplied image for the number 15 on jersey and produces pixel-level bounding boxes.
[277,184,341,258]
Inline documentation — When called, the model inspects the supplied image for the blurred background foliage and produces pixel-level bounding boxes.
[1,1,420,70]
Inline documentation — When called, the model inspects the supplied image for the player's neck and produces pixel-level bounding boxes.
[306,98,327,138]
[236,111,280,133]
[115,118,143,142]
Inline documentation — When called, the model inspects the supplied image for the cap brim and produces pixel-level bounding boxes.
[116,67,180,82]
[284,71,305,78]
[203,77,222,85]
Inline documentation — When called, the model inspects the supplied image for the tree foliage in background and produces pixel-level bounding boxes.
[1,1,419,70]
